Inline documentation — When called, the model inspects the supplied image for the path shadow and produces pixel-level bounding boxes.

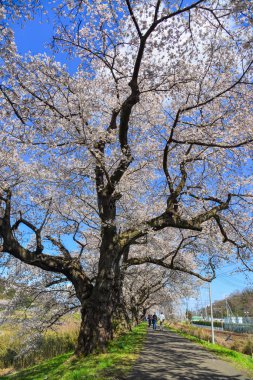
[126,330,250,380]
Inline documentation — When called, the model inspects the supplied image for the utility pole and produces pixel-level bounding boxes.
[226,299,229,318]
[226,298,234,320]
[209,281,215,344]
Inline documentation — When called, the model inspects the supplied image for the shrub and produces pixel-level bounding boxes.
[230,341,241,352]
[3,349,17,368]
[242,340,253,356]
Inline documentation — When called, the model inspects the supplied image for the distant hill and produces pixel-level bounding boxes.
[199,288,253,318]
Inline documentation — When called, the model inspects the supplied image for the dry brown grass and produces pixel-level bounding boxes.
[0,314,80,372]
[170,322,253,357]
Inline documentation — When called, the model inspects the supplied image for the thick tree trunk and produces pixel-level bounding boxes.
[75,187,130,355]
[76,277,127,355]
[76,296,114,355]
[75,239,123,355]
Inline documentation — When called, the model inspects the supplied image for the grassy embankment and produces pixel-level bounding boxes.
[167,322,253,378]
[0,323,147,380]
[0,315,80,371]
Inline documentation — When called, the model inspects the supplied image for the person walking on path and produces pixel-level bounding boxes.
[152,313,157,330]
[159,311,165,330]
[147,314,152,327]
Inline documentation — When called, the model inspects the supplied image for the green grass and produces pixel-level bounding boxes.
[0,324,147,380]
[167,324,253,378]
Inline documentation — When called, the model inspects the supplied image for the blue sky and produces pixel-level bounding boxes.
[187,265,253,313]
[7,3,253,311]
[9,6,80,74]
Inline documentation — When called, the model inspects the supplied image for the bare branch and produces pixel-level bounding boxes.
[46,236,72,259]
[182,60,253,113]
[163,110,181,193]
[12,214,44,253]
[125,0,143,38]
[119,194,232,248]
[126,256,215,282]
[192,194,232,225]
[73,223,87,259]
[0,84,26,125]
[146,0,205,37]
[171,137,253,149]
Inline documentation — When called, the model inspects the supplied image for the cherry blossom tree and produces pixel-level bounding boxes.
[1,0,253,355]
[122,264,195,325]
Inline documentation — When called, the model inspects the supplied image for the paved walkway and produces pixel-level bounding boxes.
[127,329,251,380]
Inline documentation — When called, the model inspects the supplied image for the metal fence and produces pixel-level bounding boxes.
[223,323,253,334]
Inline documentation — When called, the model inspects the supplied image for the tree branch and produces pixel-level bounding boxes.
[0,84,26,125]
[192,194,232,225]
[163,110,181,193]
[119,195,232,248]
[126,256,215,281]
[0,191,92,300]
[125,0,143,38]
[171,138,253,149]
[46,236,72,259]
[182,60,253,113]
